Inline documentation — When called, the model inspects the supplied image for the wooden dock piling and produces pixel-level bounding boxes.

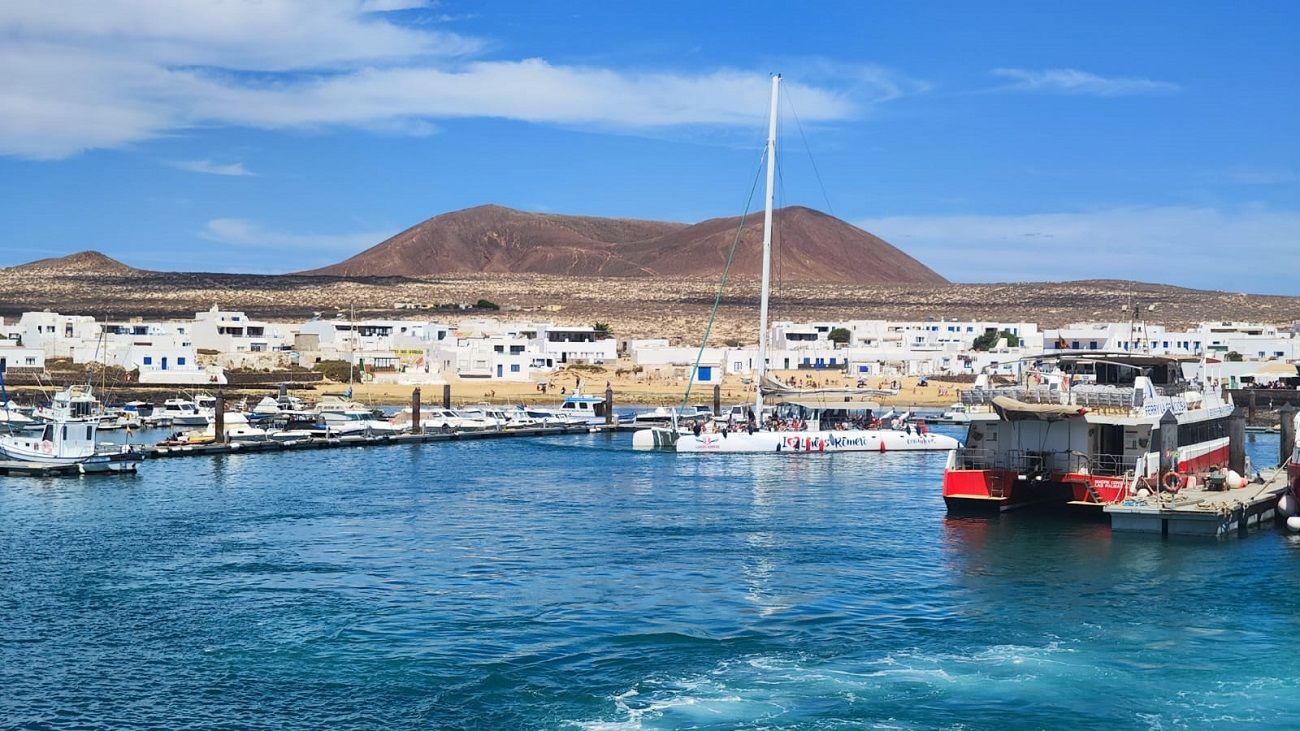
[442,383,452,409]
[605,386,614,426]
[214,395,225,443]
[1229,408,1247,474]
[713,384,721,416]
[411,388,422,433]
[1280,403,1297,466]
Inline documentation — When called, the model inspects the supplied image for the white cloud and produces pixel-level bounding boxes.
[167,159,254,176]
[359,0,431,11]
[0,1,886,159]
[990,68,1180,96]
[200,218,389,251]
[857,206,1300,291]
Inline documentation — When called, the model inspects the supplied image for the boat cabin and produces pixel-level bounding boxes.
[4,421,98,460]
[770,399,883,431]
[558,395,607,419]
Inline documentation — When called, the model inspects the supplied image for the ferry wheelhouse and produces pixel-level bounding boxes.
[943,355,1235,512]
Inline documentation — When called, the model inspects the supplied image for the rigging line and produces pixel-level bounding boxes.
[775,152,786,293]
[679,146,768,414]
[784,85,836,219]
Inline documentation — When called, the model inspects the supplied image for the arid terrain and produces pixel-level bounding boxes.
[2,253,1297,343]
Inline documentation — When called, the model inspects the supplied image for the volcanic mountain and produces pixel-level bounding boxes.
[10,250,138,274]
[302,205,947,284]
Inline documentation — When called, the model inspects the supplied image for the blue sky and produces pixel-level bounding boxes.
[0,1,1297,292]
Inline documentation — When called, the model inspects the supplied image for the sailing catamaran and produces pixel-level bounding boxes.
[632,75,959,454]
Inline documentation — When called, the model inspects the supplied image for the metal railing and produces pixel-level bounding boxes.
[959,381,1197,413]
[952,448,1138,477]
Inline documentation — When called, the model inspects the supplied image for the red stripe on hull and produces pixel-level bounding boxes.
[1177,443,1230,474]
[1067,474,1131,505]
[942,469,1018,511]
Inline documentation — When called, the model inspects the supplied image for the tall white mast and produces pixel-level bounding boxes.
[754,74,780,419]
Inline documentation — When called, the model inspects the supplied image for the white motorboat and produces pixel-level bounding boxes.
[0,420,144,473]
[1,400,34,431]
[161,411,269,445]
[556,394,617,426]
[194,392,219,423]
[635,405,712,426]
[392,407,495,432]
[457,405,508,430]
[160,398,208,426]
[937,402,973,424]
[314,408,403,436]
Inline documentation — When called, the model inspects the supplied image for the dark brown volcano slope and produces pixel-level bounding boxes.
[304,205,684,278]
[11,250,138,274]
[303,205,947,284]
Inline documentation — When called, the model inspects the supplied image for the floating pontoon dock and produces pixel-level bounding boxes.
[144,424,607,460]
[1105,468,1289,537]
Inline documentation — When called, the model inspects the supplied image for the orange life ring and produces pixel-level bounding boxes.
[1162,471,1186,492]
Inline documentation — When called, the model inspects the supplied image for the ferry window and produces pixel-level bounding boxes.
[86,425,93,439]
[62,425,68,440]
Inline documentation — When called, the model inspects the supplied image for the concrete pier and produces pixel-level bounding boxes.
[1106,468,1288,538]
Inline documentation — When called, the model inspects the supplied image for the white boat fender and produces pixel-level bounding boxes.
[1287,516,1300,533]
[1278,494,1296,517]
[1226,470,1245,489]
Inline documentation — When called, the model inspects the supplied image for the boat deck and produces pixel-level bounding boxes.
[1105,468,1289,537]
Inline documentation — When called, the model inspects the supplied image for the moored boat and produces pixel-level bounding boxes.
[629,75,955,455]
[942,354,1236,513]
[0,420,144,473]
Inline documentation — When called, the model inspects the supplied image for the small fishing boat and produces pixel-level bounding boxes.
[33,384,102,423]
[0,420,144,473]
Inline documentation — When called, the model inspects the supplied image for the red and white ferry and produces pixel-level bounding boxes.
[942,355,1235,512]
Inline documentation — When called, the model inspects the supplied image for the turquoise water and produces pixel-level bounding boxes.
[2,428,1298,729]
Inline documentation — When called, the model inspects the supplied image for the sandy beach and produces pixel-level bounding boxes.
[333,366,962,410]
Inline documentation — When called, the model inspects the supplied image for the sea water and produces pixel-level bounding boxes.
[2,428,1298,729]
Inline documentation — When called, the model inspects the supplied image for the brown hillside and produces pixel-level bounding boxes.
[304,204,684,278]
[12,250,138,275]
[624,206,947,284]
[302,205,947,284]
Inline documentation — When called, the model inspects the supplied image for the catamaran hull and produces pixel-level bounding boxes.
[672,430,960,453]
